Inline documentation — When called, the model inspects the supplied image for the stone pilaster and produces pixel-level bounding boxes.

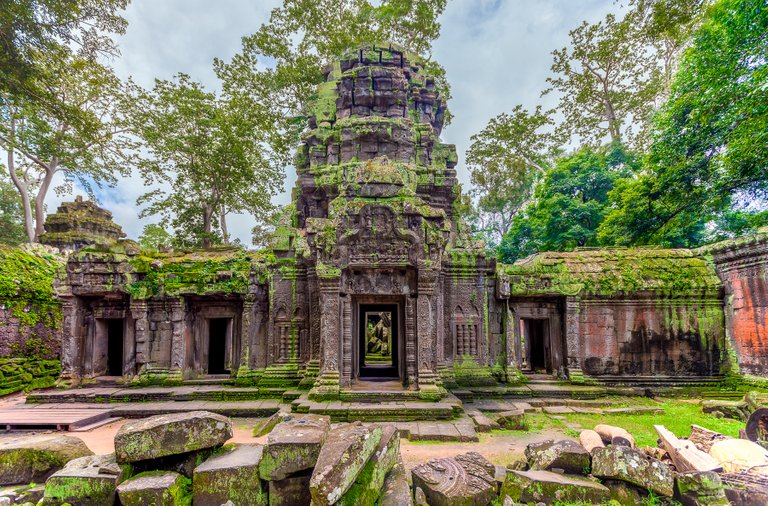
[416,271,444,400]
[167,298,185,382]
[130,300,149,375]
[564,296,587,383]
[58,296,82,384]
[309,277,341,400]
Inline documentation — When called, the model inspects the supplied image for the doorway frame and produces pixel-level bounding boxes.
[352,296,404,382]
[521,318,551,373]
[205,317,232,374]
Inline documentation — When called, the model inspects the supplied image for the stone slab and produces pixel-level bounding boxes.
[0,434,93,485]
[260,414,330,481]
[40,453,125,506]
[116,471,189,506]
[501,469,610,505]
[193,444,267,506]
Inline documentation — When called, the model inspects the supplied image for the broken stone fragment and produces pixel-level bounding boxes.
[701,400,751,421]
[337,424,400,506]
[579,429,605,453]
[310,422,383,506]
[594,424,636,448]
[708,438,768,473]
[674,471,730,506]
[114,411,232,463]
[40,453,126,506]
[269,470,312,506]
[525,439,591,474]
[116,470,190,506]
[193,444,267,506]
[500,469,610,505]
[379,460,413,506]
[592,445,675,497]
[0,434,93,485]
[466,410,499,432]
[252,411,290,437]
[496,409,527,430]
[411,452,496,506]
[602,478,650,504]
[259,414,330,481]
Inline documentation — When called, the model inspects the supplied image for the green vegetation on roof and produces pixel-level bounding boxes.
[0,245,64,327]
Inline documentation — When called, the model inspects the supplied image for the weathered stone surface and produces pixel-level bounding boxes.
[269,471,312,506]
[0,434,93,485]
[466,410,499,432]
[253,411,290,437]
[709,438,768,473]
[193,444,267,506]
[525,439,590,474]
[594,424,636,448]
[411,451,496,506]
[579,429,605,453]
[338,424,400,506]
[40,453,125,506]
[259,414,330,481]
[675,471,730,506]
[603,479,649,505]
[379,460,413,506]
[702,400,751,421]
[116,471,190,506]
[592,445,674,497]
[501,469,610,505]
[114,411,232,463]
[310,422,383,506]
[497,409,527,430]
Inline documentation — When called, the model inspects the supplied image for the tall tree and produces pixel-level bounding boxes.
[465,105,556,242]
[0,173,27,245]
[128,74,283,249]
[137,223,172,251]
[0,48,133,242]
[599,0,768,246]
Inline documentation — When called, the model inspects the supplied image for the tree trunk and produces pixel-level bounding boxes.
[220,205,229,245]
[5,148,35,243]
[33,162,57,242]
[202,206,213,249]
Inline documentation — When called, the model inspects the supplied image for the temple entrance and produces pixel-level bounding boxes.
[208,318,230,374]
[359,304,399,378]
[106,319,124,376]
[523,318,551,373]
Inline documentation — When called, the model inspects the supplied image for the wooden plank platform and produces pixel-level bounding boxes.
[0,407,114,431]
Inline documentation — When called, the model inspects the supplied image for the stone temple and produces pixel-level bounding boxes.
[47,44,768,401]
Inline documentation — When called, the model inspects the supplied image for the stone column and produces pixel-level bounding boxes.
[168,298,186,381]
[59,296,83,384]
[236,294,258,383]
[564,296,587,383]
[300,271,321,387]
[416,271,443,400]
[405,294,418,388]
[340,293,353,387]
[130,300,149,377]
[309,277,341,400]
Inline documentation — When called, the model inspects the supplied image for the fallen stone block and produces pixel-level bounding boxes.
[466,410,499,432]
[579,429,605,454]
[338,424,400,506]
[259,414,330,481]
[709,438,768,474]
[193,444,267,506]
[0,434,93,485]
[594,424,636,448]
[496,409,527,430]
[40,453,126,506]
[501,469,610,505]
[675,471,730,506]
[603,479,649,505]
[702,400,750,421]
[253,411,290,437]
[114,411,232,463]
[592,445,674,497]
[269,470,312,506]
[116,471,190,506]
[379,460,413,506]
[310,422,383,506]
[411,452,496,506]
[525,439,591,474]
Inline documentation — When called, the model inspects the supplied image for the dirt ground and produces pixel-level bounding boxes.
[64,417,570,468]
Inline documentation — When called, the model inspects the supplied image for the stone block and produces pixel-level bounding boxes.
[338,425,400,506]
[114,410,232,463]
[501,469,610,505]
[259,414,330,481]
[675,471,730,506]
[0,434,93,485]
[40,454,125,506]
[116,471,190,506]
[592,445,674,497]
[525,439,591,474]
[411,452,496,506]
[193,444,266,506]
[268,471,311,506]
[379,460,413,506]
[702,400,751,421]
[497,409,527,430]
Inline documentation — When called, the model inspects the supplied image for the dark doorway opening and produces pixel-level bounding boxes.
[208,318,229,374]
[525,319,550,373]
[359,304,398,378]
[107,319,124,376]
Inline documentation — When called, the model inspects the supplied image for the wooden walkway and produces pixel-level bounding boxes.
[0,405,116,431]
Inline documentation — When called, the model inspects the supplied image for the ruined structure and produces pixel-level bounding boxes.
[48,44,767,397]
[39,196,126,252]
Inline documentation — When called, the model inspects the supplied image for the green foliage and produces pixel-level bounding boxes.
[0,174,27,245]
[137,223,172,251]
[498,143,637,263]
[599,0,768,246]
[0,358,61,396]
[0,245,63,328]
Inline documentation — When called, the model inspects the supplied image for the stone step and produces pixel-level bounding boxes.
[291,399,456,422]
[26,385,280,404]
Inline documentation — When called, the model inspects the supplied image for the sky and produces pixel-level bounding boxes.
[42,0,620,245]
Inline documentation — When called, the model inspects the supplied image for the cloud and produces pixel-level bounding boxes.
[36,0,618,245]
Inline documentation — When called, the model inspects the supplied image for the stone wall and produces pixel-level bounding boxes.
[0,306,61,359]
[708,230,768,377]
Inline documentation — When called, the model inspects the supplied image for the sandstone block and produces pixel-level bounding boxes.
[0,434,93,485]
[40,453,125,506]
[193,444,267,506]
[379,460,413,506]
[594,424,636,448]
[501,469,610,505]
[497,409,527,430]
[337,424,400,506]
[116,471,190,506]
[579,429,605,453]
[114,411,232,463]
[268,471,312,506]
[525,439,591,474]
[592,445,674,497]
[675,471,730,506]
[411,452,496,506]
[259,414,330,481]
[702,400,750,421]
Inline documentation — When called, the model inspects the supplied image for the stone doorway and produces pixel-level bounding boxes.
[359,304,399,378]
[523,318,551,373]
[207,318,231,374]
[106,319,124,376]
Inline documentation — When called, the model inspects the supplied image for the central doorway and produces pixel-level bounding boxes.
[359,304,398,378]
[208,318,230,374]
[106,319,124,376]
[523,318,551,373]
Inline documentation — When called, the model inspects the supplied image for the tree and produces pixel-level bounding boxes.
[465,105,556,242]
[128,74,283,249]
[498,143,637,263]
[598,0,768,246]
[0,0,128,98]
[215,0,449,173]
[0,173,26,245]
[137,223,172,251]
[545,12,661,147]
[0,48,133,242]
